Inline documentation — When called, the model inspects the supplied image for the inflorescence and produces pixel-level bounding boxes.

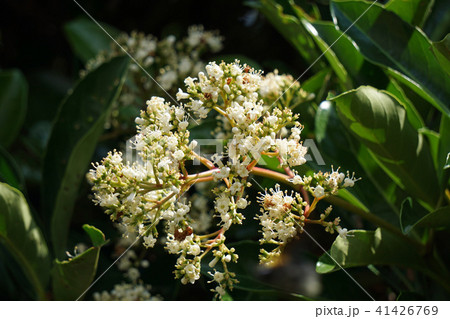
[87,60,358,299]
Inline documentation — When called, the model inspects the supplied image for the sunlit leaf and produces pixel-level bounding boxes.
[385,0,434,27]
[316,228,425,273]
[330,86,439,209]
[0,183,50,300]
[331,0,450,116]
[42,56,129,258]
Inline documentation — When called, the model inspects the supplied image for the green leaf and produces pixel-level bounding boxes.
[386,78,425,130]
[311,101,403,224]
[301,68,331,95]
[0,183,50,300]
[42,56,129,258]
[385,0,434,27]
[306,19,389,88]
[315,102,333,143]
[52,225,107,301]
[423,0,450,41]
[330,86,440,209]
[386,68,444,115]
[300,20,351,88]
[82,224,107,247]
[0,69,28,148]
[351,142,407,223]
[0,146,24,190]
[411,206,450,231]
[418,127,440,171]
[316,228,425,273]
[248,0,321,65]
[64,18,120,63]
[331,0,450,116]
[431,34,450,76]
[399,197,428,234]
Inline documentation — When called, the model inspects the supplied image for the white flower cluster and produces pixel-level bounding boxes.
[291,167,360,199]
[93,282,162,301]
[257,185,307,265]
[256,167,359,265]
[83,25,223,129]
[259,70,310,108]
[88,60,358,299]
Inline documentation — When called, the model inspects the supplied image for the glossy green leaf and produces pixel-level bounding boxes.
[331,0,450,116]
[82,224,107,247]
[0,146,24,190]
[316,228,425,273]
[0,69,28,148]
[386,68,444,116]
[43,56,129,258]
[351,143,407,222]
[385,0,434,27]
[431,34,450,76]
[300,20,350,88]
[52,225,106,301]
[64,18,120,63]
[312,101,403,224]
[0,183,50,300]
[248,0,321,65]
[411,206,450,231]
[330,86,439,208]
[423,0,450,41]
[301,68,331,95]
[307,19,389,88]
[315,102,333,143]
[386,78,424,130]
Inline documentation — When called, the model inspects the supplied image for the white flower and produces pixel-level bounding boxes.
[189,140,198,150]
[188,244,201,256]
[99,193,120,207]
[215,194,230,214]
[178,121,189,130]
[157,157,172,171]
[236,164,249,177]
[236,198,248,209]
[337,227,349,238]
[313,185,325,198]
[206,62,224,79]
[213,166,231,180]
[143,235,157,248]
[213,271,224,282]
[229,182,242,195]
[215,286,226,297]
[173,150,185,161]
[127,267,140,282]
[343,178,355,188]
[291,175,303,185]
[176,88,190,100]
